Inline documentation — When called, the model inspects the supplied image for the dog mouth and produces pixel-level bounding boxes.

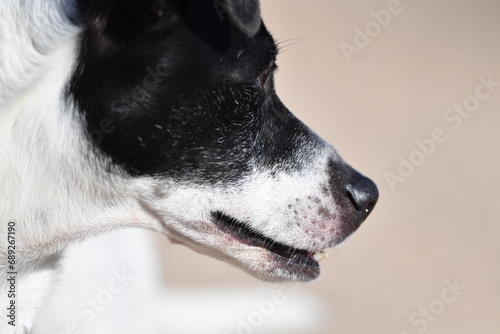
[211,211,328,280]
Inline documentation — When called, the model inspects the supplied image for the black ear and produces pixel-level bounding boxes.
[217,0,261,37]
[77,0,181,54]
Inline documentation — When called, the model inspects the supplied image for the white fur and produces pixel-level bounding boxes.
[0,1,345,332]
[0,2,158,331]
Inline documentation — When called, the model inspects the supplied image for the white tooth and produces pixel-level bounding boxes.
[312,251,328,262]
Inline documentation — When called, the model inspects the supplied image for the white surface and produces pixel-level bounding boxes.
[32,229,327,334]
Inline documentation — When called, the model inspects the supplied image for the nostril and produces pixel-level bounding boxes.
[345,186,359,210]
[365,198,376,213]
[345,176,379,215]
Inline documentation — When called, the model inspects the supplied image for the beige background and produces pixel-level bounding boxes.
[158,1,500,334]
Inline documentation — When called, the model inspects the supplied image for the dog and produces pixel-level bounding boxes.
[0,0,378,332]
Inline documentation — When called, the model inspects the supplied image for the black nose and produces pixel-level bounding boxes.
[345,172,379,219]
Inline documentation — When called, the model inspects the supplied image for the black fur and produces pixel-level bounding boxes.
[64,0,379,281]
[68,0,320,184]
[219,0,261,37]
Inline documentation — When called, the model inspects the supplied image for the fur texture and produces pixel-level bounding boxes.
[0,1,378,332]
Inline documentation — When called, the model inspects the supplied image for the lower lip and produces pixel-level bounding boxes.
[273,253,321,280]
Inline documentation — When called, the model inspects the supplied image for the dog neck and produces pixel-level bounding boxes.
[0,2,168,272]
[0,0,79,108]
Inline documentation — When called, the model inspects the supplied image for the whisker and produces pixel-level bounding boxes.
[276,38,312,55]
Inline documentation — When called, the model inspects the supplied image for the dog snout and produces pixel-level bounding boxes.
[345,171,378,221]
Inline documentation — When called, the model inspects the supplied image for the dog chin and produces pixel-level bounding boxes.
[236,249,322,282]
[179,241,323,282]
[167,224,325,282]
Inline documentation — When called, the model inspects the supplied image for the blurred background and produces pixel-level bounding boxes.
[34,1,499,334]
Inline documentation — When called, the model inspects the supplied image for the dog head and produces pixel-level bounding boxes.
[63,0,379,281]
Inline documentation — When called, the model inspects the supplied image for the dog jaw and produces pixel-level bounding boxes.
[0,0,379,331]
[142,147,362,282]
